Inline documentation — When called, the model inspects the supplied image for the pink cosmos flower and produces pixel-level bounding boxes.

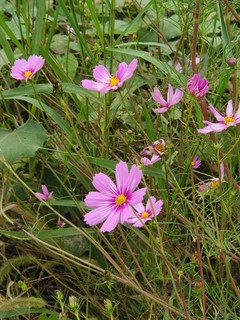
[57,217,66,228]
[192,155,201,169]
[11,55,45,80]
[35,185,53,201]
[197,162,224,193]
[84,160,146,232]
[81,59,138,93]
[141,139,166,157]
[168,58,201,73]
[197,100,240,134]
[152,84,183,114]
[127,196,163,227]
[168,60,183,73]
[141,155,161,166]
[187,74,209,97]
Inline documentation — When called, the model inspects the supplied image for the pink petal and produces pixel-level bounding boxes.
[28,55,45,72]
[115,62,128,79]
[84,205,115,226]
[41,185,49,196]
[167,84,174,103]
[152,87,168,107]
[209,104,224,122]
[146,196,156,211]
[81,79,110,93]
[115,161,129,193]
[208,123,227,132]
[125,164,143,193]
[225,100,233,117]
[35,192,47,200]
[93,65,111,83]
[84,191,113,207]
[153,107,169,113]
[92,173,117,196]
[117,59,138,82]
[129,187,147,205]
[170,88,183,106]
[120,205,135,223]
[100,210,121,232]
[197,126,213,134]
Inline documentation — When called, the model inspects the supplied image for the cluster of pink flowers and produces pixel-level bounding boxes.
[84,161,163,232]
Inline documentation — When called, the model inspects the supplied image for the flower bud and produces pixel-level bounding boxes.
[227,57,237,67]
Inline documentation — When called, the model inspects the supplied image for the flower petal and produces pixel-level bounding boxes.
[28,55,45,72]
[153,107,169,113]
[197,126,213,134]
[170,88,183,106]
[129,187,147,205]
[81,80,110,93]
[152,87,168,107]
[116,59,138,82]
[93,65,111,83]
[92,173,117,196]
[100,209,120,232]
[225,100,233,117]
[208,104,224,121]
[125,164,143,193]
[84,191,113,208]
[84,205,116,226]
[115,161,129,193]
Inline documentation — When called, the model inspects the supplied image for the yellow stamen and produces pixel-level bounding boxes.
[210,180,219,189]
[191,161,195,166]
[154,143,165,153]
[24,70,32,78]
[141,211,150,219]
[109,76,120,87]
[115,194,127,206]
[224,116,236,125]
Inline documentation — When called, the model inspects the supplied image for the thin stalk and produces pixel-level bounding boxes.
[191,0,200,73]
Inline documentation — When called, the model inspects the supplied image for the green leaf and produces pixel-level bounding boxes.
[57,53,78,79]
[0,120,48,167]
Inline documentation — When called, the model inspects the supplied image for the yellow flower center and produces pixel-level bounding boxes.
[210,180,219,189]
[109,76,120,87]
[154,143,165,153]
[115,194,127,206]
[24,70,32,78]
[141,211,150,219]
[224,116,236,125]
[191,161,195,166]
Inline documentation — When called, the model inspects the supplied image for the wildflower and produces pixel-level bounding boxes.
[152,84,183,114]
[35,185,53,201]
[168,60,183,72]
[140,139,165,157]
[141,154,160,166]
[192,155,201,169]
[57,217,66,228]
[187,74,209,97]
[84,161,146,232]
[81,59,138,93]
[197,100,240,133]
[11,55,45,80]
[197,162,224,193]
[127,196,163,227]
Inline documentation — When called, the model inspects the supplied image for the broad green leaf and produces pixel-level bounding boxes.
[57,53,78,79]
[0,120,48,167]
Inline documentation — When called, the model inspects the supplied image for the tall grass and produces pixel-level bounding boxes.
[0,1,239,319]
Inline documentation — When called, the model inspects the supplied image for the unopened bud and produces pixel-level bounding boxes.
[227,57,237,67]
